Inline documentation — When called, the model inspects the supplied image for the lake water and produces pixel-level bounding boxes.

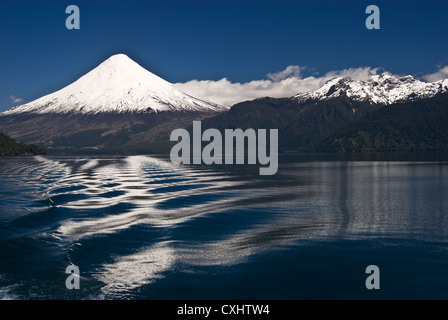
[0,154,447,299]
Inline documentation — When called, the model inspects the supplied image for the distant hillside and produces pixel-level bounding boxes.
[196,96,381,152]
[0,133,46,156]
[0,111,218,155]
[316,93,448,152]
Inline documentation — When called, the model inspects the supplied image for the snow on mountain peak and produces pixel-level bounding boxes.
[294,73,448,105]
[3,54,227,115]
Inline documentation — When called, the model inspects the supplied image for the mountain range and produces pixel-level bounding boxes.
[1,54,447,155]
[196,74,448,152]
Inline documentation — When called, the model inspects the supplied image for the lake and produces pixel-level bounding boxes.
[0,154,447,299]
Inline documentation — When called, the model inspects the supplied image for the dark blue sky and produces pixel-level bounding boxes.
[1,0,447,111]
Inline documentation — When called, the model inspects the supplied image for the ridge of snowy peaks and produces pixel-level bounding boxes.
[3,54,227,115]
[294,73,448,105]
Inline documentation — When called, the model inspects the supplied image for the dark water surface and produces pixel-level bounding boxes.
[0,154,447,299]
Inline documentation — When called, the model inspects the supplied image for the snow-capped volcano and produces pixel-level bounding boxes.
[295,73,448,104]
[3,54,226,115]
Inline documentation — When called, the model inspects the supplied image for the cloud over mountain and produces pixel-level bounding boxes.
[423,65,448,82]
[174,66,383,106]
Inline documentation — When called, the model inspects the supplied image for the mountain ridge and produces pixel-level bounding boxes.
[294,73,448,105]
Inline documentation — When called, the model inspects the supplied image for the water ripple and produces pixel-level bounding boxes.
[1,156,448,299]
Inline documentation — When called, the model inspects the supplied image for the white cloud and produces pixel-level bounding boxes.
[174,66,381,106]
[422,65,448,82]
[267,65,305,81]
[10,95,23,104]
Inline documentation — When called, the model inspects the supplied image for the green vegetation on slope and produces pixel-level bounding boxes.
[316,93,448,152]
[0,132,46,156]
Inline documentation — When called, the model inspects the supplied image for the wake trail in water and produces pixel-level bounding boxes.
[1,155,309,299]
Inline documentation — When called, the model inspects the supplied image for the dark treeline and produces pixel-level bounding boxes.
[0,132,46,156]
